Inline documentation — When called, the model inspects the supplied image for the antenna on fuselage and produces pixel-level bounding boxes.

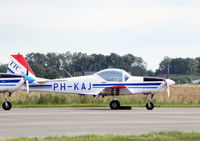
[62,68,73,77]
[167,62,170,79]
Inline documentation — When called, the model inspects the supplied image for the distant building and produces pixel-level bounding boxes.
[83,71,96,76]
[192,80,200,84]
[158,74,200,77]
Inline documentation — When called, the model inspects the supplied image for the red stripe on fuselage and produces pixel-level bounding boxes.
[11,54,35,76]
[108,86,126,89]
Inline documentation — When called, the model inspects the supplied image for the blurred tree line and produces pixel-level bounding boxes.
[22,52,153,79]
[156,57,200,75]
[155,57,200,84]
[1,52,200,82]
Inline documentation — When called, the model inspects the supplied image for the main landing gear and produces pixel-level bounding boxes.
[2,93,12,110]
[109,94,155,110]
[145,94,154,110]
[109,95,120,110]
[110,100,120,110]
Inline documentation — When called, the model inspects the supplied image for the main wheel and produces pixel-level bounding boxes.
[146,102,154,110]
[2,101,12,111]
[110,100,120,110]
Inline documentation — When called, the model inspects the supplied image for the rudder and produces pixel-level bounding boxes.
[7,54,35,78]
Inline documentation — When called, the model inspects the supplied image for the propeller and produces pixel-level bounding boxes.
[166,61,172,98]
[165,79,175,98]
[167,81,170,98]
[24,64,30,93]
[23,64,36,93]
[26,80,29,93]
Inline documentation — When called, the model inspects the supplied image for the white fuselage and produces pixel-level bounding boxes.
[24,74,166,96]
[0,74,24,93]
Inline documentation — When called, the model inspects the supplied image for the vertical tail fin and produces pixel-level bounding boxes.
[7,54,36,79]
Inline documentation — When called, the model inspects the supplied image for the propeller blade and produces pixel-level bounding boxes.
[167,83,170,98]
[26,80,29,93]
[165,79,175,98]
[26,64,29,76]
[25,64,30,93]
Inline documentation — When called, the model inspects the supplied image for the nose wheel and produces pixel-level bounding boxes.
[2,92,12,110]
[145,94,155,110]
[146,101,154,110]
[2,101,12,110]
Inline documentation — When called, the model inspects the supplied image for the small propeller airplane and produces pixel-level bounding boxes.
[3,54,175,110]
[0,59,35,110]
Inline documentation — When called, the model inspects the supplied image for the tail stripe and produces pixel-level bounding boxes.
[11,55,35,76]
[7,67,14,74]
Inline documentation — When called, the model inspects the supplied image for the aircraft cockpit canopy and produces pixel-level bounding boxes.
[96,69,131,82]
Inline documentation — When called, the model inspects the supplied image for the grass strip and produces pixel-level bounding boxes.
[1,131,200,141]
[1,86,200,108]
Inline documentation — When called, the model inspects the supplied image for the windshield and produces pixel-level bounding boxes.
[96,69,131,82]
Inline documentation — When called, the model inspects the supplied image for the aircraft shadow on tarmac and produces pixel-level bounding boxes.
[73,106,132,111]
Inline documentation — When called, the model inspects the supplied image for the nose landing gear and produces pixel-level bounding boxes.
[145,94,154,110]
[2,93,12,110]
[2,101,12,110]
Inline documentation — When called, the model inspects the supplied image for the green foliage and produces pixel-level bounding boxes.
[2,52,200,80]
[171,58,198,74]
[24,53,200,79]
[171,76,200,84]
[2,132,200,141]
[155,57,200,83]
[156,57,199,75]
[0,64,7,73]
[2,90,199,108]
[24,52,152,78]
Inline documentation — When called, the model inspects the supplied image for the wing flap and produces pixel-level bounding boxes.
[99,86,132,96]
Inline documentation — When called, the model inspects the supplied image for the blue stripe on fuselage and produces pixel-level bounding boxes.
[92,83,161,89]
[93,83,161,87]
[127,87,158,89]
[28,85,52,89]
[93,86,158,89]
[0,80,21,83]
[0,84,16,86]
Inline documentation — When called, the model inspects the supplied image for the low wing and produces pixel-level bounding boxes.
[98,86,132,96]
[32,78,68,84]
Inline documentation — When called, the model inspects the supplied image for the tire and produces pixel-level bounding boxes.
[146,102,154,110]
[2,101,12,111]
[110,100,120,110]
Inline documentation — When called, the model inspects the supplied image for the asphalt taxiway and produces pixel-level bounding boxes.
[0,108,200,139]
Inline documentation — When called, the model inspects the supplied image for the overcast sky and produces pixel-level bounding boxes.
[0,0,200,71]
